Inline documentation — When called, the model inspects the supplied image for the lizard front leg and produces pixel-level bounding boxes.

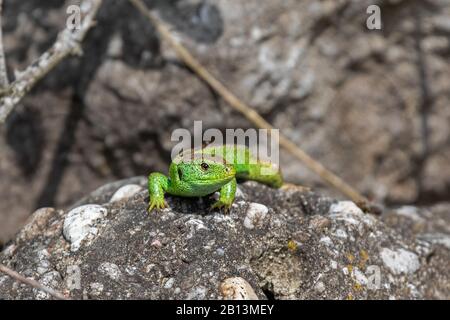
[148,172,169,212]
[211,177,236,212]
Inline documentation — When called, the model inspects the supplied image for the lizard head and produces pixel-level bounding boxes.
[174,155,236,188]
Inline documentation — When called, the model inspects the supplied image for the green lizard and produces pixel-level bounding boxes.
[148,144,283,212]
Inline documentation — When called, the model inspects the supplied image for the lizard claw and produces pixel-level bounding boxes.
[148,198,168,213]
[211,200,232,214]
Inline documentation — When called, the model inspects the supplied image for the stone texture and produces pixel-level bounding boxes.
[0,0,449,250]
[1,177,449,299]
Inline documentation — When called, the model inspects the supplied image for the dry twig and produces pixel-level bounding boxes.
[0,0,8,88]
[0,263,69,300]
[0,0,103,123]
[129,0,370,208]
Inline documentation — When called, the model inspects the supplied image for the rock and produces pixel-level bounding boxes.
[330,201,364,216]
[17,208,57,242]
[0,177,449,299]
[220,277,259,300]
[418,234,450,250]
[163,277,175,289]
[98,262,122,281]
[89,282,104,296]
[109,184,143,203]
[63,204,108,252]
[243,202,269,230]
[433,15,450,33]
[2,0,450,245]
[379,248,420,275]
[314,281,326,294]
[309,215,331,231]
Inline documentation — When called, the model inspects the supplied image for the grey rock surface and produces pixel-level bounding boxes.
[1,0,450,243]
[1,177,449,299]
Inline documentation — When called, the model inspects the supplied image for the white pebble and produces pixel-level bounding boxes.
[164,278,175,289]
[395,206,425,222]
[329,201,376,228]
[419,233,450,250]
[220,277,259,300]
[352,267,368,285]
[63,205,108,252]
[109,184,143,202]
[380,248,420,275]
[98,262,122,281]
[186,286,207,300]
[333,229,348,239]
[314,281,326,293]
[243,203,269,230]
[329,201,363,223]
[320,236,333,247]
[151,239,162,248]
[90,282,104,296]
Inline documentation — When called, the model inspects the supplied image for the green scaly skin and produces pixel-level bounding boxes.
[147,145,283,212]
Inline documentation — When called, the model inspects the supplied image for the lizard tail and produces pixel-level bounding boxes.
[244,162,283,188]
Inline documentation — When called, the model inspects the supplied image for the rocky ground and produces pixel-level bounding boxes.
[1,0,450,243]
[1,178,449,299]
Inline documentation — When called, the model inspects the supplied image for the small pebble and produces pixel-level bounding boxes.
[109,184,143,202]
[243,203,269,230]
[98,262,122,281]
[63,204,108,251]
[314,281,325,293]
[220,277,259,300]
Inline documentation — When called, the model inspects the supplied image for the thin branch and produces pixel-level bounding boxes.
[0,0,103,123]
[129,0,370,209]
[0,0,9,88]
[0,263,69,300]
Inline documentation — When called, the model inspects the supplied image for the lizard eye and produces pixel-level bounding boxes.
[177,168,183,180]
[200,163,209,171]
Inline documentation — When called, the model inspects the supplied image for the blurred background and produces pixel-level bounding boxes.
[0,0,449,243]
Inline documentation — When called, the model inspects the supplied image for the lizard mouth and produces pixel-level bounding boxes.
[188,176,234,186]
